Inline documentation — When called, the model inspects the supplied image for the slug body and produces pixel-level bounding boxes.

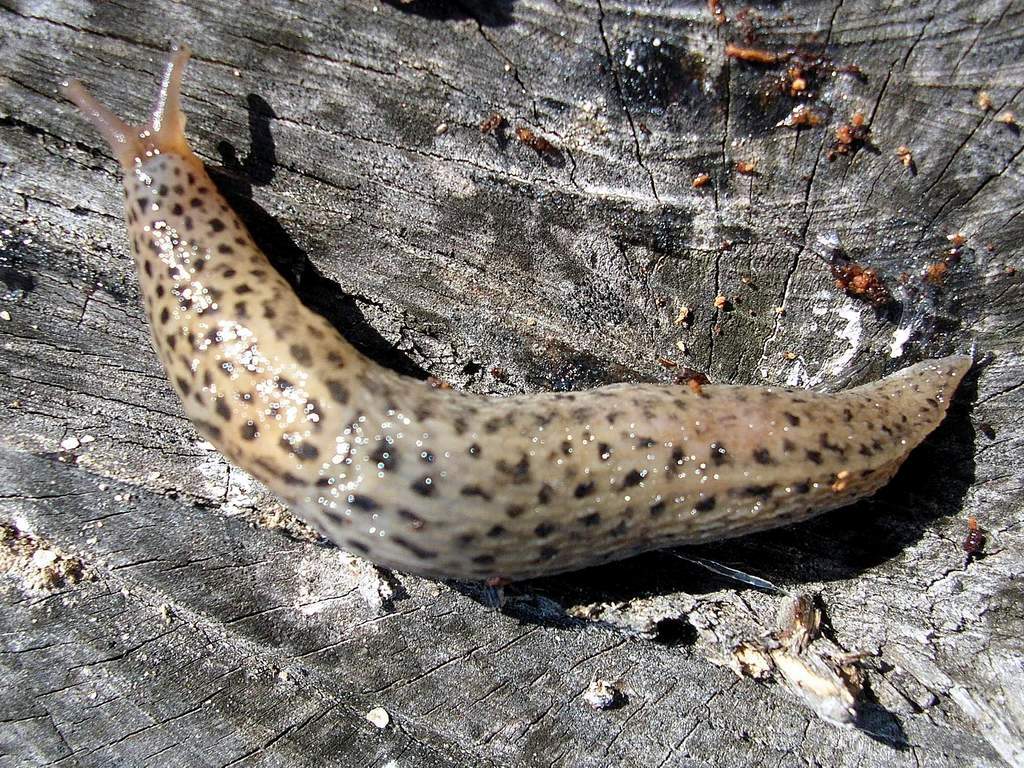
[64,48,971,582]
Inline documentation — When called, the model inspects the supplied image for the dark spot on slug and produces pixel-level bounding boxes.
[742,484,776,500]
[326,380,349,404]
[214,398,231,421]
[472,554,495,565]
[609,521,628,537]
[709,442,730,466]
[538,545,559,561]
[623,469,645,487]
[694,496,716,512]
[398,509,425,529]
[793,481,811,494]
[468,443,482,458]
[496,454,531,484]
[574,481,595,498]
[393,536,437,560]
[580,512,601,526]
[411,476,435,496]
[283,438,319,461]
[805,450,823,464]
[649,500,666,517]
[343,539,369,553]
[175,376,191,395]
[289,344,312,366]
[486,525,506,538]
[752,448,774,465]
[534,522,556,537]
[370,441,398,472]
[460,485,492,500]
[784,411,801,426]
[159,307,170,325]
[637,437,657,448]
[240,422,258,440]
[819,432,846,455]
[537,483,554,504]
[506,505,525,518]
[348,494,379,512]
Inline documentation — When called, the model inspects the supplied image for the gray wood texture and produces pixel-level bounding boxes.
[1,0,1022,765]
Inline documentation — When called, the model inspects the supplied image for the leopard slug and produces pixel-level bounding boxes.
[63,46,971,582]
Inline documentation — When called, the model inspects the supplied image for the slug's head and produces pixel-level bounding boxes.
[62,44,197,170]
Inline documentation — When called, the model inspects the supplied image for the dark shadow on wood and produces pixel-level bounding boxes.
[383,0,516,27]
[208,93,431,381]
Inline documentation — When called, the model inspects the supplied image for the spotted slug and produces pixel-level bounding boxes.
[63,47,971,582]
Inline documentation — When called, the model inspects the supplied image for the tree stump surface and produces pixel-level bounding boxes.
[1,1,1022,766]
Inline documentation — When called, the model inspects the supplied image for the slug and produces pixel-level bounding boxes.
[62,46,971,582]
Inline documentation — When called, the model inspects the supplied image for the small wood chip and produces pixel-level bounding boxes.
[692,172,711,189]
[713,295,728,310]
[674,305,691,326]
[583,678,622,710]
[725,43,783,65]
[977,91,993,111]
[708,0,726,26]
[366,707,390,728]
[480,112,507,134]
[995,110,1017,126]
[736,160,758,175]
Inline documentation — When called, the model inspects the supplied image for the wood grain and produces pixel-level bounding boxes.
[1,1,1021,765]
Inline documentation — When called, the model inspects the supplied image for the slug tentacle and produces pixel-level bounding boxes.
[61,44,193,168]
[64,46,973,582]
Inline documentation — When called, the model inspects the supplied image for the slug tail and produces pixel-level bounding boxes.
[62,43,195,168]
[852,354,972,444]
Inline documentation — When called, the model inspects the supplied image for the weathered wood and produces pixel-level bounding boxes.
[1,0,1022,765]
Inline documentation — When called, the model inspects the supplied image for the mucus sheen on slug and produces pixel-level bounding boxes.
[63,46,973,582]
